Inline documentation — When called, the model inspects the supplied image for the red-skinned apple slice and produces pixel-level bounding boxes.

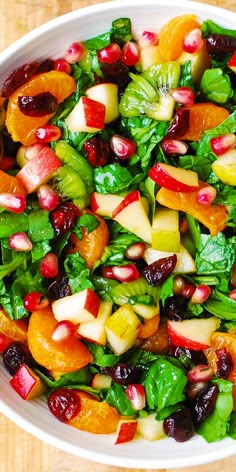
[149,162,199,192]
[167,317,221,351]
[16,146,62,193]
[91,192,123,218]
[115,419,138,444]
[52,288,101,324]
[77,300,112,345]
[10,363,47,400]
[65,96,105,133]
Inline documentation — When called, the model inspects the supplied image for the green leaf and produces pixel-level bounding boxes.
[104,382,136,416]
[84,32,111,51]
[64,253,94,293]
[35,368,92,389]
[94,163,139,194]
[0,212,28,238]
[200,68,233,104]
[111,17,132,43]
[28,210,54,242]
[86,343,120,367]
[195,233,236,274]
[202,19,236,38]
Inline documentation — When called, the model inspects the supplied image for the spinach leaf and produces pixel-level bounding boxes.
[84,32,111,51]
[92,275,119,302]
[86,343,120,367]
[111,18,132,43]
[202,19,236,38]
[94,163,139,194]
[28,210,54,242]
[35,368,91,389]
[195,233,236,274]
[104,382,136,416]
[64,253,94,293]
[179,60,195,90]
[0,212,28,238]
[73,213,99,240]
[200,68,233,104]
[94,231,141,269]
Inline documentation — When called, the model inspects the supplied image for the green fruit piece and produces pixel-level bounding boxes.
[52,165,88,209]
[110,277,161,305]
[119,73,159,117]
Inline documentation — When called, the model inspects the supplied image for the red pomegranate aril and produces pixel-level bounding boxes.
[161,138,188,155]
[181,284,195,299]
[125,242,146,261]
[23,292,49,311]
[51,320,76,342]
[186,381,208,400]
[138,31,158,47]
[229,289,236,301]
[172,87,195,107]
[0,334,11,353]
[54,58,72,74]
[40,252,58,278]
[25,142,45,161]
[190,285,211,304]
[197,185,217,206]
[65,42,85,64]
[125,384,146,410]
[110,135,136,159]
[8,232,32,252]
[35,124,61,143]
[37,184,60,211]
[0,193,26,213]
[102,266,116,279]
[183,28,203,54]
[187,364,214,383]
[120,42,140,66]
[112,264,140,282]
[18,92,58,117]
[97,43,121,64]
[210,133,236,156]
[173,276,186,295]
[48,387,81,422]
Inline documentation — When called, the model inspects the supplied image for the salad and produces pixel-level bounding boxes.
[0,12,236,446]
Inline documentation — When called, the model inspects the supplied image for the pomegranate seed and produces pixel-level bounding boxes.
[0,193,26,213]
[120,42,140,66]
[187,364,214,383]
[125,242,146,261]
[173,276,186,295]
[125,384,146,410]
[112,264,140,282]
[181,284,195,299]
[23,292,49,311]
[110,134,136,159]
[161,138,188,155]
[102,266,116,279]
[40,252,58,278]
[35,124,61,143]
[172,87,195,107]
[197,185,217,206]
[0,334,11,352]
[229,289,236,301]
[65,42,85,64]
[97,43,121,64]
[186,381,208,400]
[54,58,72,74]
[25,142,45,160]
[51,320,76,342]
[183,28,203,54]
[191,285,211,304]
[210,133,236,156]
[37,184,60,211]
[138,31,158,47]
[8,232,32,252]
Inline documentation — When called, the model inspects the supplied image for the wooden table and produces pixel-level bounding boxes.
[0,0,236,470]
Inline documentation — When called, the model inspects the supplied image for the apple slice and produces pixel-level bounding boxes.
[115,419,138,444]
[65,96,105,133]
[139,45,163,71]
[52,288,101,324]
[10,363,47,400]
[144,244,196,273]
[177,40,210,83]
[77,300,112,345]
[16,146,62,193]
[167,317,221,351]
[137,413,166,441]
[91,192,123,218]
[132,303,159,320]
[86,83,119,123]
[91,373,112,389]
[112,190,152,244]
[211,148,236,186]
[151,208,180,252]
[105,303,141,355]
[149,162,199,192]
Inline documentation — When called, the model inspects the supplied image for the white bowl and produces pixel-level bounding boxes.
[0,0,236,468]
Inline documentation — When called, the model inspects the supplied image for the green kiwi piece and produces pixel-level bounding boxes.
[110,277,161,305]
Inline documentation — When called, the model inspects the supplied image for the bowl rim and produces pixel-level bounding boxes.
[0,0,236,468]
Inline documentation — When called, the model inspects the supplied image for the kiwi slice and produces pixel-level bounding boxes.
[119,61,180,121]
[110,277,161,305]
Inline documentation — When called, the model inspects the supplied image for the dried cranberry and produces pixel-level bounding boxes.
[102,363,141,385]
[1,62,39,97]
[168,343,207,367]
[37,59,54,73]
[167,107,190,139]
[161,296,185,321]
[82,137,110,167]
[163,407,194,442]
[142,254,177,286]
[206,33,236,55]
[215,348,233,379]
[3,341,34,375]
[48,387,81,422]
[18,92,58,117]
[190,383,218,425]
[50,201,80,237]
[47,274,71,302]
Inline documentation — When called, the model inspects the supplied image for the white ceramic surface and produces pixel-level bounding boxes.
[0,1,236,468]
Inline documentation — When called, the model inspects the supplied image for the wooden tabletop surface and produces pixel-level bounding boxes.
[0,0,236,471]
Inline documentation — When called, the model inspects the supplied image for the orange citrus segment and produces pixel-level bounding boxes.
[0,170,26,195]
[6,71,76,146]
[27,307,93,372]
[158,14,200,61]
[0,307,27,342]
[67,209,109,270]
[140,319,169,353]
[181,103,230,142]
[138,315,160,339]
[69,390,120,434]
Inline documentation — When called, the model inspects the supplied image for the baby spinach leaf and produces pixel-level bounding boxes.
[104,382,136,416]
[111,17,132,43]
[64,253,94,293]
[35,368,92,389]
[86,342,120,367]
[0,212,28,238]
[28,210,54,242]
[94,163,143,194]
[200,68,233,104]
[202,19,236,38]
[195,233,236,274]
[84,32,110,51]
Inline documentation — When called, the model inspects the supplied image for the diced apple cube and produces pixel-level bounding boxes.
[65,96,105,133]
[167,317,221,351]
[144,244,196,273]
[211,148,236,186]
[86,83,119,123]
[91,373,112,389]
[151,208,180,252]
[105,303,141,355]
[10,363,47,400]
[139,45,163,70]
[77,300,112,345]
[91,192,123,218]
[52,288,101,324]
[115,419,138,444]
[132,303,159,320]
[177,40,210,82]
[137,413,166,441]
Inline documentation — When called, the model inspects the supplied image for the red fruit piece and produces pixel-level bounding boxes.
[18,92,58,117]
[40,252,58,278]
[1,62,39,97]
[48,387,81,422]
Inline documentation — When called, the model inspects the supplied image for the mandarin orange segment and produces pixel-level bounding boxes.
[67,209,109,270]
[0,308,27,342]
[69,390,120,434]
[6,71,76,146]
[158,14,200,61]
[180,103,230,142]
[140,319,169,353]
[0,170,26,195]
[27,307,93,372]
[138,315,160,339]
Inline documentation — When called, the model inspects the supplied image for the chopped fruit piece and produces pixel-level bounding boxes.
[65,96,105,133]
[125,242,146,261]
[105,304,141,355]
[86,83,119,123]
[171,87,195,107]
[0,193,26,213]
[0,334,11,352]
[149,162,199,192]
[190,285,211,304]
[115,419,138,444]
[91,373,112,389]
[52,288,101,324]
[144,244,196,274]
[196,185,217,206]
[158,14,200,61]
[177,39,210,83]
[138,31,158,47]
[125,384,146,410]
[10,363,47,400]
[90,192,123,218]
[54,58,72,74]
[77,300,112,345]
[35,124,61,142]
[97,43,121,64]
[183,28,203,54]
[228,52,236,73]
[23,292,49,312]
[139,45,163,70]
[137,413,166,441]
[138,314,160,338]
[40,252,58,278]
[65,42,85,64]
[112,264,140,282]
[121,42,140,66]
[151,208,180,252]
[110,134,136,159]
[133,305,160,321]
[0,170,26,195]
[210,133,236,156]
[180,103,229,142]
[8,232,32,251]
[0,308,27,342]
[167,317,221,351]
[51,320,76,342]
[211,148,236,186]
[161,138,188,155]
[37,184,60,211]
